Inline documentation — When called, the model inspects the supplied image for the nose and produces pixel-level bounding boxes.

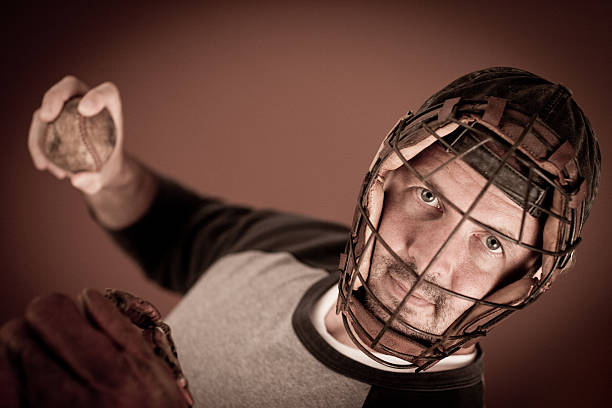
[402,214,468,290]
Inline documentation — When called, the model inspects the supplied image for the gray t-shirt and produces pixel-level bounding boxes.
[106,176,484,407]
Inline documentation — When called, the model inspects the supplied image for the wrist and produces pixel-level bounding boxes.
[83,153,159,230]
[102,153,136,190]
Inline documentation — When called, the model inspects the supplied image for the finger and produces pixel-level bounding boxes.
[40,75,89,122]
[28,110,70,179]
[1,318,91,407]
[70,172,103,195]
[78,82,122,140]
[46,161,68,180]
[0,355,20,408]
[79,290,191,408]
[0,320,23,408]
[24,293,124,386]
[28,109,50,170]
[0,359,20,407]
[78,289,152,359]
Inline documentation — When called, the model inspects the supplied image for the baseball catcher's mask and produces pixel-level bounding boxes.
[336,83,598,372]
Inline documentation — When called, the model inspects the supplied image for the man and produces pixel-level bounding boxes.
[0,67,600,406]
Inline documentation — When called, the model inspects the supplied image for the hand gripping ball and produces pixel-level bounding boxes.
[42,97,116,173]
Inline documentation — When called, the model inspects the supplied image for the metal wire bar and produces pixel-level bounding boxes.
[460,213,578,256]
[369,113,539,348]
[340,103,579,369]
[341,313,420,369]
[357,139,575,319]
[447,126,470,151]
[419,120,571,224]
[428,119,559,206]
[341,190,501,341]
[415,333,483,372]
[356,202,523,310]
[420,121,463,153]
[518,167,534,243]
[422,120,549,220]
[343,231,376,305]
[343,300,465,361]
[423,134,492,180]
[387,133,575,255]
[377,342,445,362]
[417,308,519,373]
[524,255,562,302]
[430,301,506,358]
[414,119,573,255]
[350,249,458,339]
[346,234,453,339]
[496,190,572,224]
[447,118,573,200]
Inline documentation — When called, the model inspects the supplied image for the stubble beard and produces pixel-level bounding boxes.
[364,252,455,343]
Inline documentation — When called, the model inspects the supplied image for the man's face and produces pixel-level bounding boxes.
[365,143,540,340]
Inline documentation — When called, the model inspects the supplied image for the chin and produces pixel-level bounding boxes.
[362,287,444,344]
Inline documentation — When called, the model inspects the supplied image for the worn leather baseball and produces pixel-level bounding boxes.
[42,97,116,173]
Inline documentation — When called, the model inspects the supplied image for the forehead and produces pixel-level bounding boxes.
[388,143,536,240]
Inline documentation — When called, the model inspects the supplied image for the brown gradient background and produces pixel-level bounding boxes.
[1,1,610,406]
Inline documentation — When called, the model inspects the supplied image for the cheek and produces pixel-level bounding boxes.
[377,198,433,254]
[499,250,539,285]
[376,208,411,254]
[450,260,500,300]
[443,262,499,318]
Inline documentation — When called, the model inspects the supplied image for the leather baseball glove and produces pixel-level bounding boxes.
[0,289,193,407]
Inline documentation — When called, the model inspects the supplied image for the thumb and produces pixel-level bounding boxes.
[78,289,152,359]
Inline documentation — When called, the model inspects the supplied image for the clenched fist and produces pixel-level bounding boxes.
[29,76,125,195]
[28,75,160,230]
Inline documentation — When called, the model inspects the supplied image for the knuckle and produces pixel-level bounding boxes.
[62,74,77,83]
[51,169,66,180]
[26,293,73,321]
[99,82,120,97]
[83,90,100,104]
[29,148,46,167]
[28,138,44,158]
[100,81,117,91]
[42,88,58,104]
[0,318,26,342]
[43,75,83,105]
[31,293,72,308]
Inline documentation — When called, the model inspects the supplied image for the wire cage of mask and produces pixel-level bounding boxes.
[336,97,586,372]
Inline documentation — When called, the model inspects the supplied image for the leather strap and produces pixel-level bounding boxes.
[482,96,506,127]
[437,97,461,123]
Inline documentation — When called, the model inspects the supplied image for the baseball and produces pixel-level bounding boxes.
[42,97,116,173]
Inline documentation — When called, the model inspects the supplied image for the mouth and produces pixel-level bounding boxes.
[386,272,435,308]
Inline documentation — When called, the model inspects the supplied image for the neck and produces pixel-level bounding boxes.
[324,303,355,348]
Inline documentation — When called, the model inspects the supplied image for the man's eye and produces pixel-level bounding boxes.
[417,187,441,209]
[484,235,503,254]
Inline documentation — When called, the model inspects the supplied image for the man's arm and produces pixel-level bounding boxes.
[101,172,349,293]
[83,153,158,230]
[29,75,349,294]
[30,76,159,230]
